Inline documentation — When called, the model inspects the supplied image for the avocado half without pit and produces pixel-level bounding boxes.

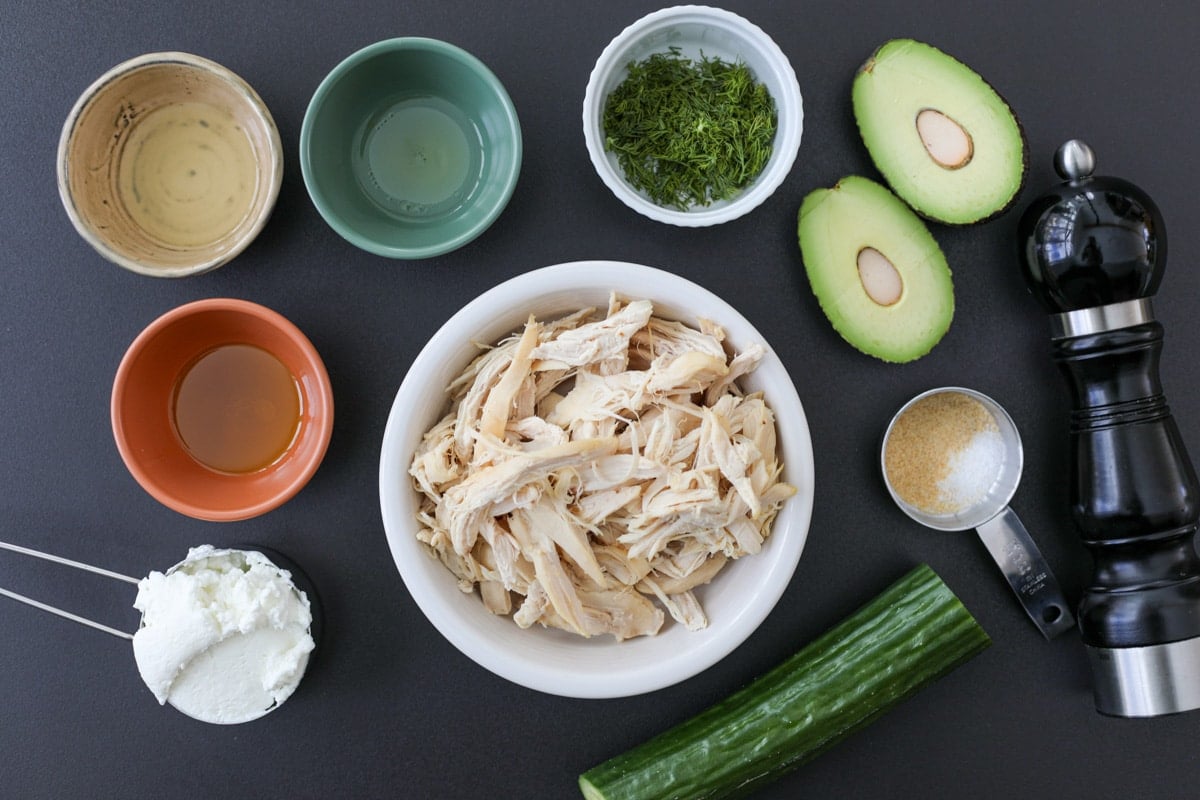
[853,39,1027,225]
[798,176,953,363]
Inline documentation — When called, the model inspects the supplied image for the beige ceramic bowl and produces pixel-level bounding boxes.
[57,53,283,277]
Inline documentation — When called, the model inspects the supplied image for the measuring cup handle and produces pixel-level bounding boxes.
[975,507,1076,639]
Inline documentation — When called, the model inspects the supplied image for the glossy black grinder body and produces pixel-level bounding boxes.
[1019,140,1200,716]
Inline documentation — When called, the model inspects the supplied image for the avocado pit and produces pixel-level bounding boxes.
[857,247,903,306]
[916,109,973,169]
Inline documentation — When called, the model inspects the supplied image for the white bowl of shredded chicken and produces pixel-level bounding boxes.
[379,261,813,698]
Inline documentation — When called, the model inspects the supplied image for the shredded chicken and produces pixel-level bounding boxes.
[409,296,797,641]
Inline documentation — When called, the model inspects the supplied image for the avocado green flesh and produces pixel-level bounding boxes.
[798,176,953,363]
[853,38,1025,224]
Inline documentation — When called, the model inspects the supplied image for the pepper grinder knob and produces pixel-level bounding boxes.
[1053,139,1095,182]
[1019,141,1200,717]
[1019,140,1165,328]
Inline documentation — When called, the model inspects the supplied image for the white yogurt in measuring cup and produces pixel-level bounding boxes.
[132,546,315,724]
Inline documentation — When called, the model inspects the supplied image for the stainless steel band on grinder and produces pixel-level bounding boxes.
[1050,298,1155,340]
[1089,638,1200,717]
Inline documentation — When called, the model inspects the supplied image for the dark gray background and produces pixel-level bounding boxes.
[3,1,1199,797]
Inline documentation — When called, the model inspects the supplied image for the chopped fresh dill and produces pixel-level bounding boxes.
[602,47,777,210]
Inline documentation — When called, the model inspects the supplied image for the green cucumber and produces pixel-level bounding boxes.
[578,564,990,800]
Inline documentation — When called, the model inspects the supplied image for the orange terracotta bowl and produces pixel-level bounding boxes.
[112,298,334,521]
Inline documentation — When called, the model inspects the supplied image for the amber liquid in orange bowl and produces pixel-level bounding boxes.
[171,344,301,474]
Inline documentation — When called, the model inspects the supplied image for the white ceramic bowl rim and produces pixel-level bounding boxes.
[582,6,803,227]
[378,261,814,697]
[56,51,283,278]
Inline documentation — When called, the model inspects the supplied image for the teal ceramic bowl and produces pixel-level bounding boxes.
[300,38,522,259]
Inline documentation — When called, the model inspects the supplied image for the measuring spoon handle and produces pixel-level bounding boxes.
[975,506,1076,639]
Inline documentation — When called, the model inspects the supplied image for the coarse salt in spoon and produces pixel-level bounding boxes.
[880,387,1075,639]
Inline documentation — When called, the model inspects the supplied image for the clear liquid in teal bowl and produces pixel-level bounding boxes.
[352,95,484,222]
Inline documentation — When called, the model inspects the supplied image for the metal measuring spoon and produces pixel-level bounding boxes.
[881,387,1075,639]
[0,540,319,722]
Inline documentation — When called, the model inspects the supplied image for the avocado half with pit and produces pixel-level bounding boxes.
[798,176,953,363]
[853,39,1026,225]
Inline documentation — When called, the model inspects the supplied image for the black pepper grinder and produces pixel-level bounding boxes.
[1019,140,1200,717]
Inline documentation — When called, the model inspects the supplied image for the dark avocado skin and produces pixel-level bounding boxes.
[854,38,1029,226]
